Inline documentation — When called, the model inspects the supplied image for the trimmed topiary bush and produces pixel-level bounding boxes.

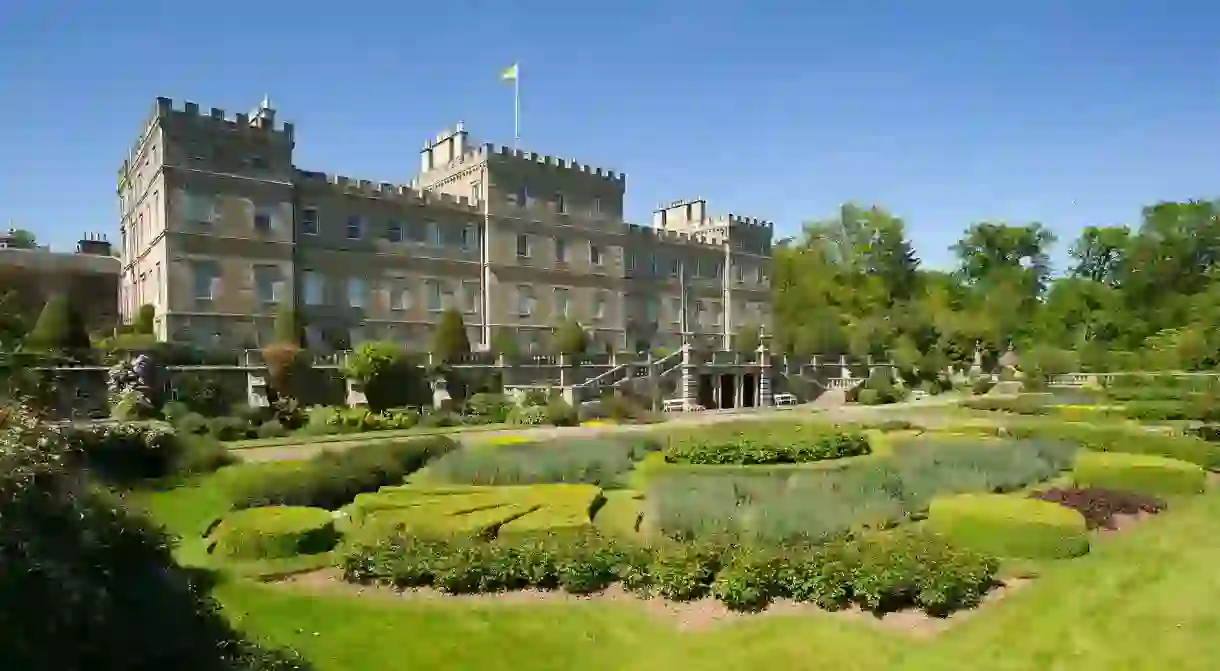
[210,506,339,560]
[1073,452,1206,497]
[927,493,1090,559]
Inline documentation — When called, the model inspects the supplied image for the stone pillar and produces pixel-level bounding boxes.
[559,353,576,388]
[645,351,657,410]
[679,342,698,409]
[839,354,851,380]
[756,340,773,407]
[969,341,983,376]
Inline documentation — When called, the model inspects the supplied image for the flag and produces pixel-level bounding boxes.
[500,63,519,82]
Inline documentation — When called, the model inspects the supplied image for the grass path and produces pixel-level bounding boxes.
[206,488,1220,671]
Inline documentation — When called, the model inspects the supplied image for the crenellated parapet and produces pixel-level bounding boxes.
[624,222,724,249]
[151,96,294,139]
[710,214,775,230]
[477,143,627,184]
[294,170,480,211]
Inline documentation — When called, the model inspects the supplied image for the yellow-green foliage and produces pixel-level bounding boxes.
[927,493,1089,559]
[341,484,604,541]
[209,506,338,560]
[1073,452,1206,497]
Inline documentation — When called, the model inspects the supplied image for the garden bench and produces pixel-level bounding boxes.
[773,393,798,406]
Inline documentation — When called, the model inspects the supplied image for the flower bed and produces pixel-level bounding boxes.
[341,528,1000,616]
[646,438,1076,543]
[663,423,871,465]
[422,436,660,487]
[1028,486,1166,530]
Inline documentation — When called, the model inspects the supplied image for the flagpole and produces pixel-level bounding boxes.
[513,66,520,150]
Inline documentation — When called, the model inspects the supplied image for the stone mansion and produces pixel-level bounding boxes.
[116,97,774,353]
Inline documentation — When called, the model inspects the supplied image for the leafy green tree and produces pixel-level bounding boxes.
[1069,225,1130,285]
[733,323,761,354]
[5,228,36,248]
[24,295,91,355]
[431,309,471,363]
[489,328,520,358]
[134,304,156,335]
[552,318,589,355]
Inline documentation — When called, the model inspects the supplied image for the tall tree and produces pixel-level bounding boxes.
[1069,225,1130,285]
[24,295,91,355]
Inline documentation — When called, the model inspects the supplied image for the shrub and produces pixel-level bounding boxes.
[0,404,310,671]
[648,543,722,601]
[62,422,180,483]
[971,376,996,395]
[507,405,548,426]
[927,494,1090,560]
[463,393,511,424]
[207,415,253,441]
[1029,486,1166,530]
[663,424,870,465]
[209,506,339,560]
[856,389,880,405]
[161,400,191,424]
[344,341,430,411]
[1073,451,1206,497]
[176,412,209,435]
[432,309,472,363]
[710,547,781,612]
[553,318,589,355]
[257,419,288,439]
[960,395,1047,414]
[545,399,579,426]
[170,371,229,417]
[230,436,458,510]
[425,437,660,487]
[24,294,91,356]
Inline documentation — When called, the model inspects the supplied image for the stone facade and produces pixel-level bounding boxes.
[116,97,773,353]
[0,235,121,331]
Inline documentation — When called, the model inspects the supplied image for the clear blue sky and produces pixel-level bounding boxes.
[3,0,1220,270]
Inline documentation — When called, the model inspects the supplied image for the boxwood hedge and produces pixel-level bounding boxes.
[927,493,1090,559]
[1073,452,1206,497]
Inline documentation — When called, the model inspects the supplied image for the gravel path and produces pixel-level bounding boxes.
[235,395,970,463]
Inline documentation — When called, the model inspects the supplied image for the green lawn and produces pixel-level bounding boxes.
[207,489,1220,671]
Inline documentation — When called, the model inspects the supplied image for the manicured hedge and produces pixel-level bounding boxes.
[424,436,659,486]
[1008,423,1220,470]
[61,422,233,483]
[342,529,999,616]
[1073,452,1206,497]
[663,423,871,465]
[229,436,457,510]
[209,506,338,560]
[959,395,1049,415]
[927,493,1089,559]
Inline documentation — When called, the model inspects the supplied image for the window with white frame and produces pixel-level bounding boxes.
[252,265,281,304]
[554,288,569,318]
[391,283,412,311]
[555,237,567,263]
[593,293,607,321]
[516,234,530,258]
[517,285,535,316]
[712,302,723,325]
[735,264,745,283]
[300,207,319,235]
[668,257,679,277]
[347,277,366,307]
[694,299,705,327]
[346,215,363,240]
[182,191,214,226]
[462,281,480,314]
[645,298,659,324]
[626,252,636,271]
[590,242,603,266]
[670,297,682,323]
[387,221,404,243]
[253,205,275,233]
[425,280,442,312]
[427,221,441,246]
[191,261,219,301]
[407,220,426,243]
[302,271,324,305]
[462,224,476,251]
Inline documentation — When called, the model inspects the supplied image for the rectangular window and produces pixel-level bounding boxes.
[349,327,366,347]
[253,206,274,233]
[391,284,411,311]
[713,302,723,326]
[712,260,723,279]
[406,220,426,243]
[427,221,441,246]
[735,264,745,283]
[669,258,679,277]
[516,234,530,258]
[593,293,606,321]
[183,192,214,226]
[592,197,601,214]
[626,252,635,271]
[694,300,704,327]
[253,265,281,304]
[462,281,480,314]
[554,288,569,318]
[590,243,603,266]
[426,280,442,312]
[471,182,481,202]
[517,285,535,316]
[191,261,219,300]
[555,237,567,263]
[300,207,319,235]
[346,215,363,240]
[462,224,476,251]
[645,298,659,324]
[302,271,324,306]
[670,298,682,323]
[387,221,403,243]
[347,277,366,307]
[555,192,566,214]
[515,186,528,208]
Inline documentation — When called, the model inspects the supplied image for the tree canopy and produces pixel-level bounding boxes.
[771,199,1220,372]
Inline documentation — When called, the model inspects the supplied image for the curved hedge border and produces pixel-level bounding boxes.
[1073,452,1206,497]
[663,424,871,465]
[343,529,999,616]
[1006,423,1220,471]
[209,506,339,560]
[927,493,1089,559]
